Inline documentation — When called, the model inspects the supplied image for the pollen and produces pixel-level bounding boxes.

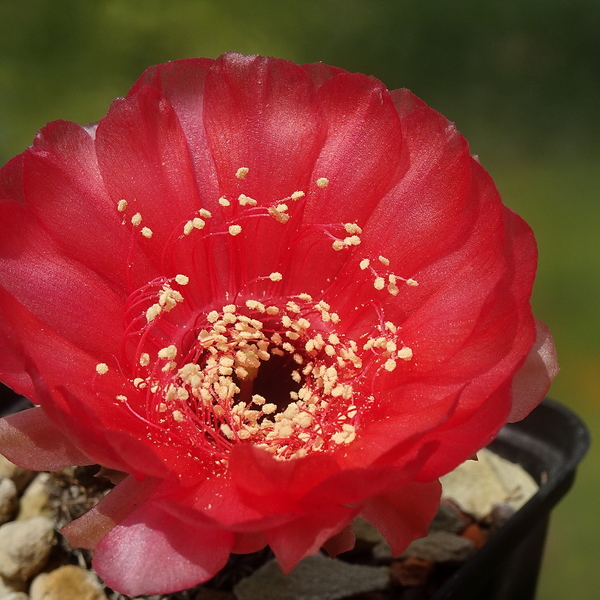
[332,240,345,251]
[374,277,385,291]
[139,353,150,367]
[146,304,162,322]
[117,199,128,212]
[343,235,361,246]
[378,255,390,266]
[398,346,413,360]
[141,227,153,239]
[269,272,283,282]
[359,258,370,270]
[406,278,419,287]
[95,363,109,375]
[158,345,178,361]
[316,177,329,188]
[291,191,305,200]
[218,197,231,207]
[344,223,363,235]
[131,213,142,227]
[193,218,205,230]
[199,208,212,219]
[175,274,189,285]
[238,194,257,206]
[384,358,397,372]
[236,167,249,179]
[228,224,242,236]
[173,410,185,422]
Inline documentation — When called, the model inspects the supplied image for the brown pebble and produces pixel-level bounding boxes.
[461,523,487,549]
[390,557,435,587]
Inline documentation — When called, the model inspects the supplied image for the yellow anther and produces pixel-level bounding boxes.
[398,346,413,361]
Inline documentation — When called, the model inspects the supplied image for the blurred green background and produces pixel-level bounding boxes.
[0,1,598,598]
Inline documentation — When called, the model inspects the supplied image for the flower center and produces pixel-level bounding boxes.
[95,170,419,465]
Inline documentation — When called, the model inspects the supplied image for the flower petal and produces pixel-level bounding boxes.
[0,199,125,363]
[263,504,359,574]
[0,407,92,470]
[321,522,356,558]
[61,474,160,550]
[509,319,559,422]
[129,58,220,202]
[360,479,442,556]
[93,502,234,596]
[22,120,128,292]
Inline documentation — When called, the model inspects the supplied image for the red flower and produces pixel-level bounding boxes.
[0,54,557,595]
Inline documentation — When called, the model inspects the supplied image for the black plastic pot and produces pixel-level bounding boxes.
[431,398,590,600]
[0,385,589,600]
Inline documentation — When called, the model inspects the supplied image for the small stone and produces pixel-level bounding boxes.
[0,455,36,494]
[0,574,27,595]
[0,517,55,580]
[390,557,435,587]
[0,477,18,524]
[16,473,52,521]
[440,448,538,520]
[461,523,487,549]
[402,531,476,563]
[488,502,516,532]
[234,553,390,600]
[428,501,469,534]
[30,565,108,600]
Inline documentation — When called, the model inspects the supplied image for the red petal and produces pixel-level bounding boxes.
[129,58,220,203]
[322,522,356,558]
[360,479,442,556]
[22,120,129,292]
[509,319,559,422]
[263,504,358,573]
[95,84,206,273]
[61,474,160,550]
[0,200,124,364]
[93,502,234,596]
[203,54,322,202]
[0,407,92,470]
[229,444,340,511]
